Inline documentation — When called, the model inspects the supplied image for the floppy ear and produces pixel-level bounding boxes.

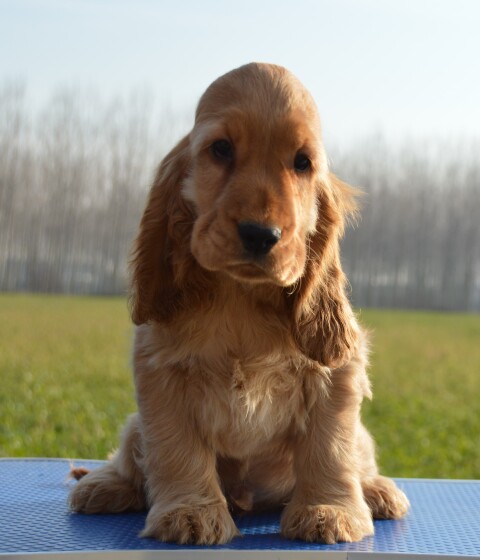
[288,173,360,368]
[129,135,196,325]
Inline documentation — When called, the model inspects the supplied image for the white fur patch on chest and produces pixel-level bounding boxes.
[189,351,329,458]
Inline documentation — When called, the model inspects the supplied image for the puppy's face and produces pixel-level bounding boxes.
[182,65,328,287]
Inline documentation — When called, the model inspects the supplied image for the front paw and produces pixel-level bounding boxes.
[141,503,239,545]
[362,476,410,520]
[281,502,374,544]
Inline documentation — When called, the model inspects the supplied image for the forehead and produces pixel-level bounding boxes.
[193,64,321,140]
[196,63,318,118]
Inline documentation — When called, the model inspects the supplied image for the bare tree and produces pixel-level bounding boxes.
[335,137,480,311]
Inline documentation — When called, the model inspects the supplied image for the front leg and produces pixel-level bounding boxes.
[135,353,238,545]
[281,359,374,543]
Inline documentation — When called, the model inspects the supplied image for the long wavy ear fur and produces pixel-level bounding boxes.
[129,135,196,325]
[289,173,361,368]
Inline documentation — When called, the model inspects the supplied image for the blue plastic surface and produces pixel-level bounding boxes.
[0,459,479,557]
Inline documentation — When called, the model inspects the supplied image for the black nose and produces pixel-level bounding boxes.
[237,222,282,256]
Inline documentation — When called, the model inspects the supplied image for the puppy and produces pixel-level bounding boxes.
[70,62,409,544]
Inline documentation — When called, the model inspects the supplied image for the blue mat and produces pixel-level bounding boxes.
[0,459,479,558]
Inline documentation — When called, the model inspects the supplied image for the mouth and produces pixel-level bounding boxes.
[225,262,270,282]
[194,227,302,286]
[225,259,297,287]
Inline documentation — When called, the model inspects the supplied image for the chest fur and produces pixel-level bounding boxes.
[135,286,329,458]
[186,350,326,458]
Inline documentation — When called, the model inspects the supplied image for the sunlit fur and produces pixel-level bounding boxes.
[69,63,409,545]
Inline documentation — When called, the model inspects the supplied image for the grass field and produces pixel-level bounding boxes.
[1,293,479,479]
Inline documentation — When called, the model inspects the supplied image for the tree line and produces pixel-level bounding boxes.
[1,83,479,311]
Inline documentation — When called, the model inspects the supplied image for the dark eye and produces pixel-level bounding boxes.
[211,139,233,161]
[294,152,312,172]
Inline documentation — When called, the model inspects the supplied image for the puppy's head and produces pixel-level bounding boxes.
[183,63,327,287]
[130,63,358,367]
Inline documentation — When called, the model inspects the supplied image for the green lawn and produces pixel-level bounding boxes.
[0,294,135,459]
[1,293,479,479]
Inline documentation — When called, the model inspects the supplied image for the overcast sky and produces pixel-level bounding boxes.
[1,0,479,146]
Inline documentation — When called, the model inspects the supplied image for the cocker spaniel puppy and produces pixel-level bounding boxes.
[70,62,409,544]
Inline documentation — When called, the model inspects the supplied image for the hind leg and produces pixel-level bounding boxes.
[357,423,410,520]
[69,413,146,513]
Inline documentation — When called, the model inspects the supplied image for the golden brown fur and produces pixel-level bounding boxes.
[69,62,409,544]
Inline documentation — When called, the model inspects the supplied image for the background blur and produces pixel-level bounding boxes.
[1,0,479,310]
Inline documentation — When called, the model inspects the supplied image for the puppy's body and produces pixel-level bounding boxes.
[70,63,409,544]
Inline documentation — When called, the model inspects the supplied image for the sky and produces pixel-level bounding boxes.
[1,0,480,146]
